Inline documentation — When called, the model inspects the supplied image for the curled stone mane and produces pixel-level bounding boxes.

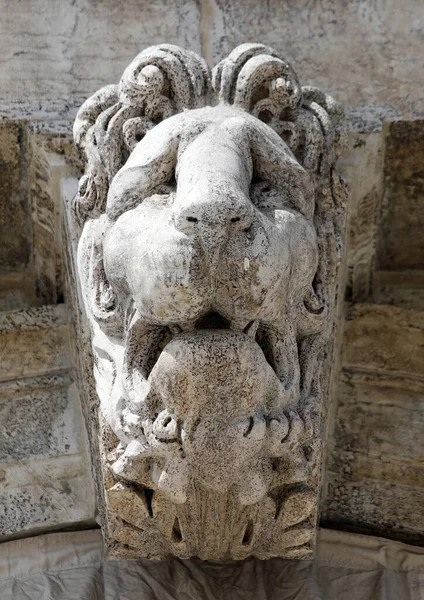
[74,43,346,222]
[73,45,210,222]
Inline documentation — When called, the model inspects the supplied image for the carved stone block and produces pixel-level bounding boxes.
[0,305,95,538]
[68,43,348,559]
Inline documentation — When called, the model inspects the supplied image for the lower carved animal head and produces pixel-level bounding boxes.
[72,43,347,559]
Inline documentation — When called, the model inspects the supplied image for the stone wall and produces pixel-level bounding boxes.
[0,0,423,544]
[0,125,95,539]
[322,123,424,544]
[0,303,95,538]
[1,0,423,133]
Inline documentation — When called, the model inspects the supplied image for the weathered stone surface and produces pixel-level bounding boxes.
[0,127,78,311]
[30,139,58,305]
[326,474,424,544]
[0,0,421,557]
[0,121,31,272]
[322,125,424,546]
[377,120,424,271]
[0,132,95,537]
[343,304,424,378]
[373,271,424,312]
[338,133,384,303]
[0,1,423,134]
[333,374,424,464]
[0,0,422,554]
[0,272,36,313]
[0,373,96,540]
[68,43,347,560]
[0,472,94,538]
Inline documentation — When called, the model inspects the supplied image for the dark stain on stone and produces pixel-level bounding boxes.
[377,120,424,270]
[0,121,32,272]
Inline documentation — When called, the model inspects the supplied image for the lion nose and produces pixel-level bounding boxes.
[173,194,254,236]
[172,193,253,267]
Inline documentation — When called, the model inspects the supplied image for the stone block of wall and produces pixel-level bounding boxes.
[0,305,71,382]
[0,305,95,539]
[378,121,424,271]
[0,121,31,272]
[323,304,424,544]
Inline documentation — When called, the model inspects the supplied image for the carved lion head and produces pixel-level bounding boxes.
[73,44,347,559]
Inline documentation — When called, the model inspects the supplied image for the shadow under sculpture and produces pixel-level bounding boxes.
[72,43,348,560]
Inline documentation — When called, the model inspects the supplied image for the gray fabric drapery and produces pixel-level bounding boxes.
[1,528,423,599]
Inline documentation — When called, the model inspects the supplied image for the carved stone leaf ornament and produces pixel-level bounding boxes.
[72,43,348,560]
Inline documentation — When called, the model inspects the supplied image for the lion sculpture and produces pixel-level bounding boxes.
[72,43,347,560]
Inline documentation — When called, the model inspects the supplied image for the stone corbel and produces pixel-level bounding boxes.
[66,43,348,560]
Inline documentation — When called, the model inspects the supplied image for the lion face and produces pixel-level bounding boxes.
[102,106,318,329]
[72,43,347,559]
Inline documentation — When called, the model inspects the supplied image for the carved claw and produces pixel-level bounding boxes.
[244,321,259,338]
[267,415,290,455]
[229,319,259,339]
[111,439,151,485]
[157,458,189,504]
[122,316,165,414]
[277,488,316,529]
[239,415,266,443]
[284,411,305,450]
[267,410,311,458]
